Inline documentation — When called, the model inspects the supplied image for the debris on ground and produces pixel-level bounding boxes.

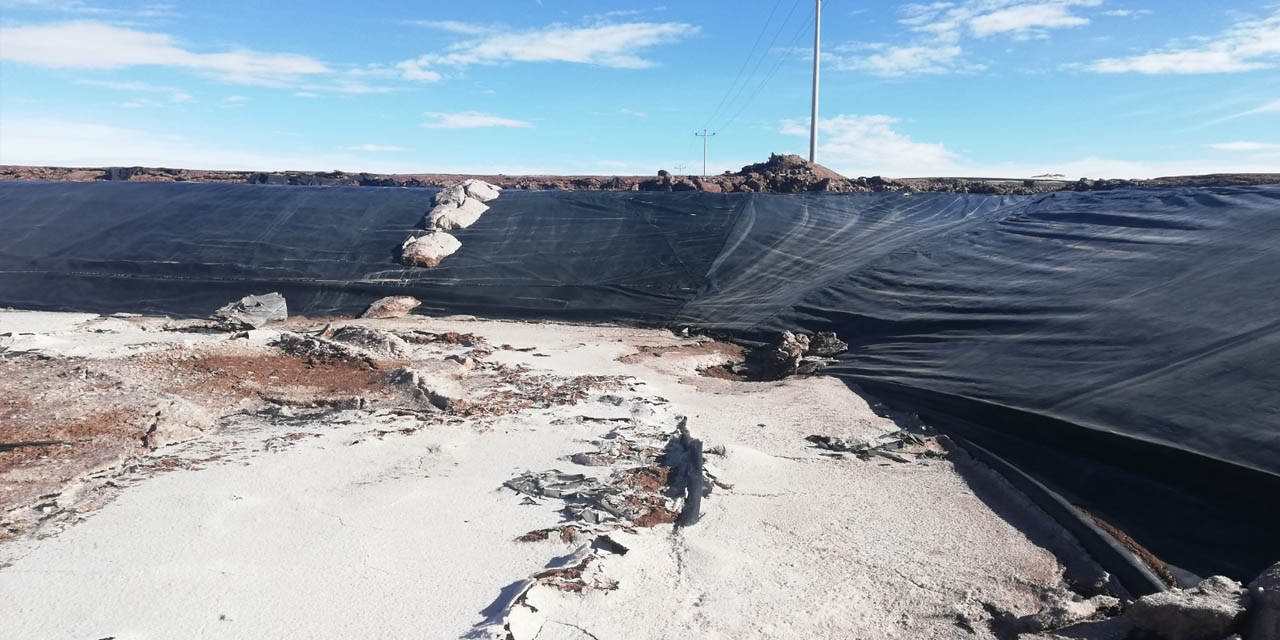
[805,429,945,463]
[210,292,287,330]
[326,325,411,359]
[507,409,708,530]
[360,296,421,319]
[401,230,461,267]
[271,331,376,368]
[139,396,213,449]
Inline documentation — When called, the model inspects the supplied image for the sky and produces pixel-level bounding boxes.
[1,1,1278,178]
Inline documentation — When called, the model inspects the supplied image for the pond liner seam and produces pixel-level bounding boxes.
[950,436,1168,597]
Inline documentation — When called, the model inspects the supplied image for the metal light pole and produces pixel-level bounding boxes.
[809,0,821,163]
[695,129,716,177]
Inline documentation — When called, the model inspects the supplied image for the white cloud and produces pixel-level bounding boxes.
[407,20,500,36]
[1,21,399,93]
[832,44,975,76]
[838,1,1099,76]
[294,91,319,98]
[1102,9,1152,17]
[0,117,559,174]
[619,107,648,118]
[1235,98,1280,117]
[782,113,1280,179]
[969,2,1097,38]
[422,111,534,129]
[1210,141,1280,152]
[0,117,415,172]
[169,91,194,103]
[1088,10,1280,73]
[78,79,166,91]
[340,144,411,152]
[901,0,1101,40]
[395,60,443,82]
[0,21,330,81]
[397,20,698,80]
[781,114,959,175]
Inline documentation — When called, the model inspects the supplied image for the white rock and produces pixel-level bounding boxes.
[460,179,501,203]
[360,296,421,319]
[401,231,461,268]
[426,197,489,231]
[433,184,468,207]
[390,365,468,410]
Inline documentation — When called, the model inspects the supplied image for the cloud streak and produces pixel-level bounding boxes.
[1,21,403,94]
[340,144,411,152]
[422,111,533,129]
[1087,9,1280,74]
[397,20,698,81]
[834,1,1101,76]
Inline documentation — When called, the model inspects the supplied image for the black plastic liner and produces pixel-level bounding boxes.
[1,180,1277,582]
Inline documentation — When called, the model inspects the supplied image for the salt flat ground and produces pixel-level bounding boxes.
[0,310,1093,639]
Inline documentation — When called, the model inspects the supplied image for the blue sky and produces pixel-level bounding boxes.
[1,0,1277,178]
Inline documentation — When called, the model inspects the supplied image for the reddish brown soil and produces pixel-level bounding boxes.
[150,351,398,404]
[618,340,744,364]
[1079,507,1177,587]
[697,363,745,381]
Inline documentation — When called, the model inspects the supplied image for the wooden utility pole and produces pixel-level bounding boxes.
[809,0,821,163]
[695,129,716,177]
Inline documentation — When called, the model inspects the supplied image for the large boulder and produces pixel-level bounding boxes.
[360,296,421,319]
[211,292,287,329]
[746,331,811,380]
[401,231,461,268]
[460,178,501,202]
[1125,576,1246,640]
[1246,561,1280,640]
[427,197,489,231]
[434,184,469,207]
[807,331,849,357]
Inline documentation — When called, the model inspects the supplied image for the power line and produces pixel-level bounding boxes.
[715,8,817,135]
[707,0,806,132]
[701,0,785,131]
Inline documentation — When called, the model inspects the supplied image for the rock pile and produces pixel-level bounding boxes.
[1006,562,1280,640]
[638,154,873,194]
[400,179,501,268]
[737,329,850,380]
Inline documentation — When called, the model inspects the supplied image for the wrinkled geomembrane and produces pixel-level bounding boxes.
[0,180,1277,579]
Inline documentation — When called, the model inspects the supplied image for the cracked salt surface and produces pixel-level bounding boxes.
[0,311,1102,639]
